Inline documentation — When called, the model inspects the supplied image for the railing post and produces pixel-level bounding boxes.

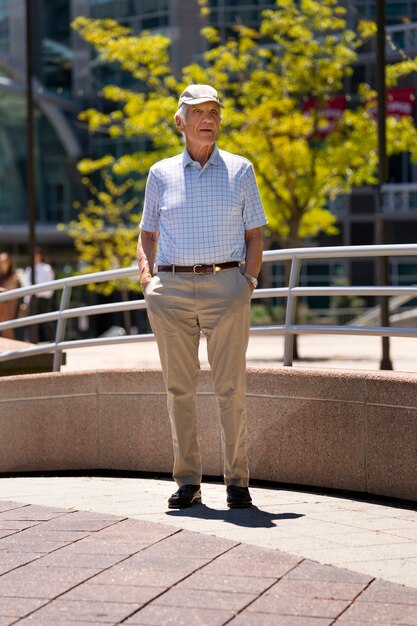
[53,284,72,372]
[283,256,302,366]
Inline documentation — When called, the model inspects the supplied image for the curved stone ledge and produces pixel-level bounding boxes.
[0,367,416,501]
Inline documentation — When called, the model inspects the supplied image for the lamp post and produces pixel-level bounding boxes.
[376,0,393,370]
[25,0,37,285]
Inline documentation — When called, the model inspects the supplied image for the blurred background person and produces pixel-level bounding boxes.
[0,252,20,340]
[24,247,55,343]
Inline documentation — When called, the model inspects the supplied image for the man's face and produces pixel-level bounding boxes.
[177,101,222,147]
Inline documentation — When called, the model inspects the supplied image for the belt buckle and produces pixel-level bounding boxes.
[193,264,203,274]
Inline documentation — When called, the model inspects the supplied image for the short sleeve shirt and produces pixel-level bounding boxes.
[140,145,267,265]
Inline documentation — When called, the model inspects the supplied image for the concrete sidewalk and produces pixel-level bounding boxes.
[0,476,416,624]
[61,334,417,373]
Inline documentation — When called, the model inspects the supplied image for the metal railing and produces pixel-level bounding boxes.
[0,244,417,371]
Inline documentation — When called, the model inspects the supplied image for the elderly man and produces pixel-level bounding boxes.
[137,84,267,509]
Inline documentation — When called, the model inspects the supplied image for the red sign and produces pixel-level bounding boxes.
[369,87,415,119]
[303,96,347,136]
[387,87,415,118]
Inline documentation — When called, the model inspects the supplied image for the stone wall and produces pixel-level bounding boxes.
[0,367,415,501]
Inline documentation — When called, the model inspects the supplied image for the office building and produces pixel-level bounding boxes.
[0,0,416,291]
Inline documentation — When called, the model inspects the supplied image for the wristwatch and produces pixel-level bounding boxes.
[244,272,258,288]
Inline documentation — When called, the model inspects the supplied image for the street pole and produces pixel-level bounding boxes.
[25,0,37,286]
[376,0,393,369]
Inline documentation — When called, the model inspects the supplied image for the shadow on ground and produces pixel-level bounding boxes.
[166,504,304,529]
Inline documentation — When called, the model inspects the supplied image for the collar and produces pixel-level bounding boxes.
[183,145,221,168]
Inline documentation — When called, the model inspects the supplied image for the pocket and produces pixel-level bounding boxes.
[238,271,252,297]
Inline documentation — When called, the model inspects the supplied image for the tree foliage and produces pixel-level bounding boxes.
[59,159,140,295]
[66,0,417,285]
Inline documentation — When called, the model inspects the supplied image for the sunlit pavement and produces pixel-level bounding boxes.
[1,334,416,623]
[61,333,417,373]
[0,476,416,624]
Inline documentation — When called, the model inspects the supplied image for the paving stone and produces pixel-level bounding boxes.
[320,530,415,548]
[226,544,301,563]
[12,529,91,542]
[53,539,146,556]
[22,562,105,577]
[336,620,403,626]
[92,534,153,547]
[335,557,417,582]
[0,520,40,531]
[386,528,417,541]
[90,566,188,587]
[307,542,417,563]
[66,511,126,520]
[247,594,351,618]
[123,604,235,625]
[0,530,22,540]
[176,571,276,594]
[153,587,256,611]
[0,494,416,626]
[41,517,122,532]
[98,519,178,541]
[23,599,142,623]
[0,505,68,521]
[267,577,368,600]
[0,596,46,617]
[0,539,77,553]
[0,618,23,626]
[17,621,110,626]
[0,502,27,513]
[0,550,43,574]
[32,551,125,569]
[229,613,333,626]
[158,530,237,552]
[388,575,417,589]
[340,601,417,624]
[285,560,373,584]
[200,556,299,579]
[357,579,417,604]
[124,553,211,571]
[141,540,233,559]
[0,566,103,598]
[62,583,167,604]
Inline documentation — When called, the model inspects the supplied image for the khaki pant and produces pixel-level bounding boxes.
[144,267,251,487]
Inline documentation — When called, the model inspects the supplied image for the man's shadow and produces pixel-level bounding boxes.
[166,504,304,529]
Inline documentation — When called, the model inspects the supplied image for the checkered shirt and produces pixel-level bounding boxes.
[140,145,267,266]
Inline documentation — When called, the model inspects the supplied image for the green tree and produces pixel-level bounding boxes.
[58,157,141,331]
[62,157,140,294]
[62,17,181,301]
[67,0,417,264]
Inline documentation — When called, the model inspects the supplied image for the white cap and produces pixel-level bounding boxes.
[178,84,224,108]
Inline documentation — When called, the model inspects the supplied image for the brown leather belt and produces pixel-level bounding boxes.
[157,261,240,274]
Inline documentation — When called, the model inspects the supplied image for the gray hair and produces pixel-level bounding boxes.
[174,104,187,123]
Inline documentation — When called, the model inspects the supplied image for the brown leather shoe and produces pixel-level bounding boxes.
[226,485,252,508]
[168,484,202,509]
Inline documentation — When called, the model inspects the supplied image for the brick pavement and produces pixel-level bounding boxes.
[1,501,417,625]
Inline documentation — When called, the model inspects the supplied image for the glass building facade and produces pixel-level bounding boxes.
[0,0,82,262]
[0,0,278,261]
[0,0,416,271]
